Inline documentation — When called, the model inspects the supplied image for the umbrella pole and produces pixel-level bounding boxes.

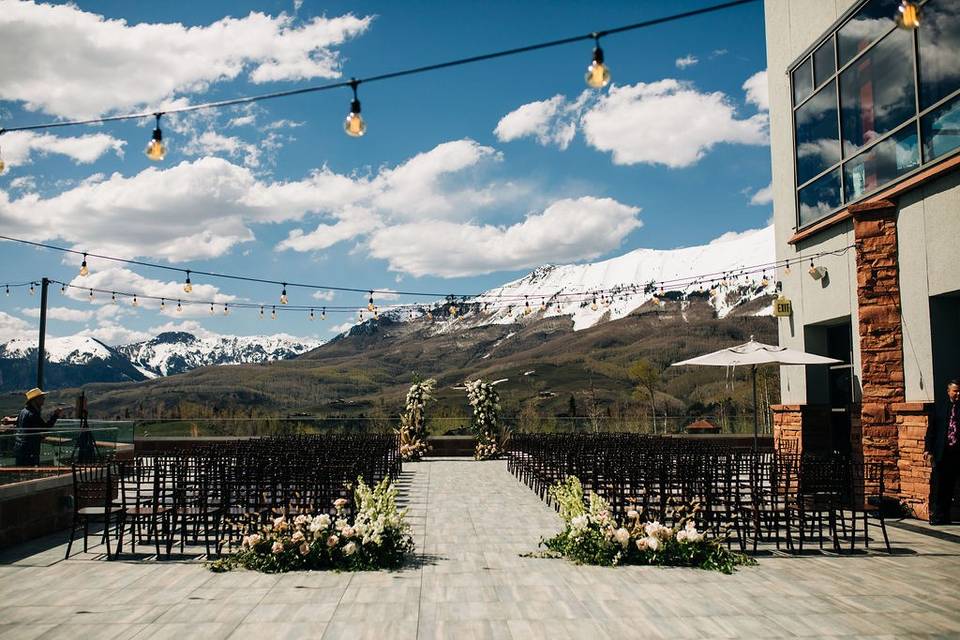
[752,364,759,453]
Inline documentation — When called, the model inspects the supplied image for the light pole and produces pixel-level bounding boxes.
[37,277,49,389]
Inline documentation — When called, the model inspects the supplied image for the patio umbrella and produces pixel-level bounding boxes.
[671,336,841,450]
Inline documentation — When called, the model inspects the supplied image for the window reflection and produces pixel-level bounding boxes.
[799,169,842,226]
[919,0,960,110]
[793,57,813,104]
[843,126,919,201]
[840,27,916,154]
[922,95,960,162]
[796,81,840,185]
[837,0,900,66]
[813,37,835,87]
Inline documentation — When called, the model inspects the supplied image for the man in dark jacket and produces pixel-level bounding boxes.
[926,379,960,525]
[13,388,62,466]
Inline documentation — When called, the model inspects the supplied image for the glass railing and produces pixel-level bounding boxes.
[0,426,121,483]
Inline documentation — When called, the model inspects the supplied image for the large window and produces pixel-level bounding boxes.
[791,0,960,229]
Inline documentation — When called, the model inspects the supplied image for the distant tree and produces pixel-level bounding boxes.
[629,359,661,434]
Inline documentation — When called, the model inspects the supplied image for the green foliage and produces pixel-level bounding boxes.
[537,476,756,574]
[208,477,414,573]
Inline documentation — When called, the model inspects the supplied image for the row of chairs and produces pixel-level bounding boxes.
[66,434,401,559]
[508,434,892,553]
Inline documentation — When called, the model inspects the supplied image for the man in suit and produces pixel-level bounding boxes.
[926,379,960,525]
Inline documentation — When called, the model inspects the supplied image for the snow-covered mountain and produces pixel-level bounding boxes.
[0,332,322,391]
[117,331,323,377]
[376,225,776,333]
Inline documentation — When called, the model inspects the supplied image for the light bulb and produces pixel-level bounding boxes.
[60,284,66,294]
[79,254,89,277]
[184,272,192,294]
[321,308,326,321]
[374,306,379,320]
[271,306,277,320]
[259,305,264,319]
[344,79,366,137]
[784,262,792,276]
[4,285,8,296]
[524,297,531,315]
[160,298,166,311]
[368,292,375,312]
[111,292,117,304]
[176,300,182,313]
[585,39,611,88]
[896,1,920,29]
[0,146,5,174]
[132,296,139,307]
[223,304,229,316]
[540,299,546,311]
[449,305,458,317]
[280,284,288,305]
[359,309,364,321]
[209,303,215,315]
[761,273,770,287]
[309,308,315,321]
[87,288,93,301]
[146,113,166,161]
[29,283,36,296]
[591,296,598,311]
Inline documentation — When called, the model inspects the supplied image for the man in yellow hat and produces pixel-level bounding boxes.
[13,388,62,466]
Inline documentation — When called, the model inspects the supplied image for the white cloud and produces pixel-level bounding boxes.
[227,115,257,128]
[0,310,34,341]
[743,70,769,111]
[0,1,372,118]
[329,321,354,334]
[77,321,151,346]
[8,176,36,191]
[311,290,336,301]
[496,76,769,168]
[708,225,770,245]
[19,306,94,322]
[494,94,587,150]
[675,55,699,69]
[0,131,125,168]
[749,182,773,206]
[182,130,262,168]
[581,80,768,168]
[366,196,642,278]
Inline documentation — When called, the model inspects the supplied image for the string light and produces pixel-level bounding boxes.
[540,298,547,312]
[209,303,215,315]
[373,306,379,320]
[79,253,89,277]
[344,79,366,138]
[87,287,93,301]
[367,291,375,312]
[585,34,611,88]
[259,305,265,319]
[176,300,183,313]
[223,303,230,316]
[160,298,166,311]
[132,295,139,307]
[524,296,531,315]
[29,282,36,296]
[60,283,66,294]
[321,307,326,320]
[280,283,288,305]
[760,271,769,287]
[591,295,598,311]
[309,308,315,321]
[896,1,920,29]
[784,261,792,276]
[111,291,117,304]
[271,305,277,320]
[184,271,193,293]
[145,113,166,161]
[4,285,8,296]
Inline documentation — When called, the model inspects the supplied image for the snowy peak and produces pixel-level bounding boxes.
[117,332,323,377]
[0,335,116,364]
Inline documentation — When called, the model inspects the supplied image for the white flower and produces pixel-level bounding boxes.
[247,533,261,546]
[627,509,639,520]
[635,538,648,551]
[309,514,331,532]
[271,541,284,554]
[343,541,357,556]
[291,531,305,544]
[327,534,339,547]
[299,542,310,556]
[342,526,355,538]
[614,527,630,548]
[272,516,288,531]
[644,521,662,537]
[645,536,660,552]
[294,514,309,527]
[570,515,589,531]
[334,498,350,510]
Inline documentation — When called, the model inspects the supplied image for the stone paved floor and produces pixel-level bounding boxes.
[1,458,960,639]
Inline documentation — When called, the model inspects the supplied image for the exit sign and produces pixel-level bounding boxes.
[773,296,793,317]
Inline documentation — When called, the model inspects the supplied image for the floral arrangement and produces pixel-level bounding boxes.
[397,378,435,461]
[209,477,414,573]
[534,476,753,573]
[465,379,508,460]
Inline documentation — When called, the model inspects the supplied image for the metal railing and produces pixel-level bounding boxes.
[0,426,121,473]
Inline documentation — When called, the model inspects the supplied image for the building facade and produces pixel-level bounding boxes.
[765,0,960,518]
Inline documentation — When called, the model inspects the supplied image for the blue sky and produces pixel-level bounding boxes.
[0,0,771,343]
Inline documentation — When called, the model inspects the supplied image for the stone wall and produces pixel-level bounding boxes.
[894,402,934,519]
[772,404,802,454]
[852,201,906,495]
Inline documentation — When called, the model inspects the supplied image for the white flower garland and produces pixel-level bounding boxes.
[397,379,435,461]
[465,379,504,460]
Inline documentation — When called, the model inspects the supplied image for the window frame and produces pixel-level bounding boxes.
[788,0,960,231]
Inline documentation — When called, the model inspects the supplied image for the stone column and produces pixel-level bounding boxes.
[851,200,905,494]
